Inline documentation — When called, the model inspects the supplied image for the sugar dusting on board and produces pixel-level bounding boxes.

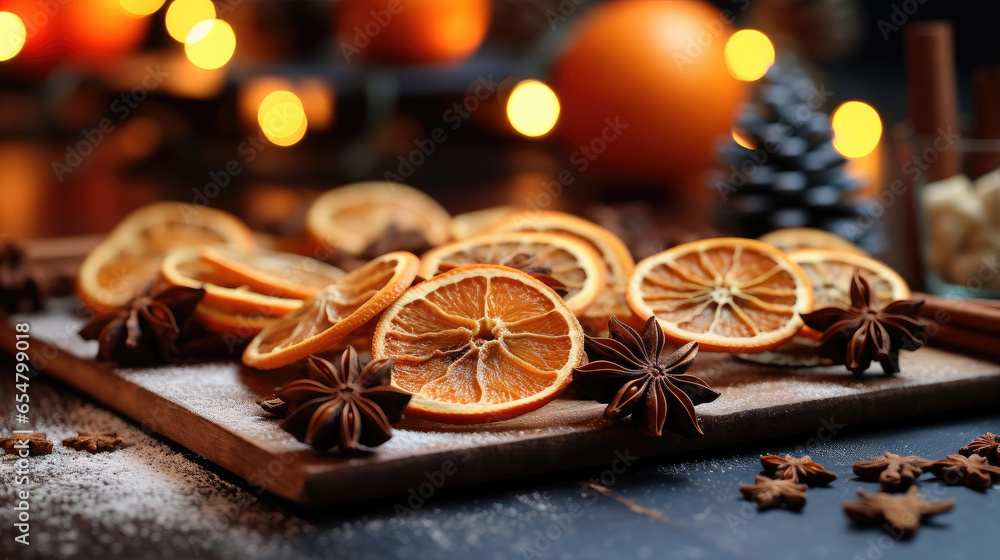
[0,381,311,559]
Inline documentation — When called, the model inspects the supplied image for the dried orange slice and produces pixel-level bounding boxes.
[488,211,636,330]
[194,305,280,337]
[199,246,345,300]
[419,232,606,315]
[788,249,909,310]
[306,182,451,256]
[449,205,522,240]
[372,265,585,423]
[160,249,305,317]
[77,202,255,312]
[758,228,867,255]
[242,252,420,369]
[626,238,813,352]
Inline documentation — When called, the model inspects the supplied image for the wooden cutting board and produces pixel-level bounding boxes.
[5,306,1000,506]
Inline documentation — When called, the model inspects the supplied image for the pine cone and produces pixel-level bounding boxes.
[712,58,885,253]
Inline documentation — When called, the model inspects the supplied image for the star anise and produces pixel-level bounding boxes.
[62,431,123,453]
[256,395,290,418]
[572,316,721,438]
[852,452,933,491]
[801,272,926,375]
[78,285,205,367]
[275,348,412,452]
[842,486,955,539]
[739,475,808,510]
[959,432,1000,465]
[760,454,838,485]
[930,453,1000,490]
[0,239,44,315]
[0,433,53,456]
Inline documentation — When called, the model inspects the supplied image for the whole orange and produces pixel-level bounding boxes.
[336,0,491,65]
[553,0,746,182]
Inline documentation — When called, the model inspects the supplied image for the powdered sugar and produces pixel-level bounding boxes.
[0,380,311,559]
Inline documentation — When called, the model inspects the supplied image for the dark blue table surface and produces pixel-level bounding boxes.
[3,372,998,560]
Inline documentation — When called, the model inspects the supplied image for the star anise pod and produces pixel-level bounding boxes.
[275,348,412,453]
[739,475,808,510]
[572,316,721,438]
[842,486,955,539]
[0,433,53,456]
[930,453,1000,490]
[257,395,290,418]
[801,272,926,375]
[760,454,838,485]
[959,432,1000,465]
[62,431,123,453]
[78,285,205,367]
[852,452,933,491]
[0,239,45,315]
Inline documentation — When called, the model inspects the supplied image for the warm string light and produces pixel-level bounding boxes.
[0,12,26,61]
[119,0,166,17]
[832,101,882,158]
[184,19,235,69]
[506,80,560,138]
[725,29,775,81]
[258,91,308,147]
[165,0,215,42]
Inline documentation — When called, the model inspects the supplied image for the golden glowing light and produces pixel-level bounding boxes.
[832,101,882,158]
[0,12,27,61]
[724,29,775,81]
[258,91,308,147]
[732,129,756,150]
[506,80,560,138]
[184,19,235,69]
[165,0,215,42]
[119,0,166,17]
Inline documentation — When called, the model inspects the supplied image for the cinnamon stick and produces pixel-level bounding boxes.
[915,292,1000,337]
[924,323,1000,362]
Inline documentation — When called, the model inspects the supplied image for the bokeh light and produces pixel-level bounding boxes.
[165,0,215,42]
[184,19,235,69]
[732,129,756,150]
[119,0,166,17]
[0,12,27,61]
[258,91,308,146]
[506,80,560,138]
[724,29,775,81]
[832,101,882,158]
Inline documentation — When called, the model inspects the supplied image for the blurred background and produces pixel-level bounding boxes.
[0,0,997,276]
